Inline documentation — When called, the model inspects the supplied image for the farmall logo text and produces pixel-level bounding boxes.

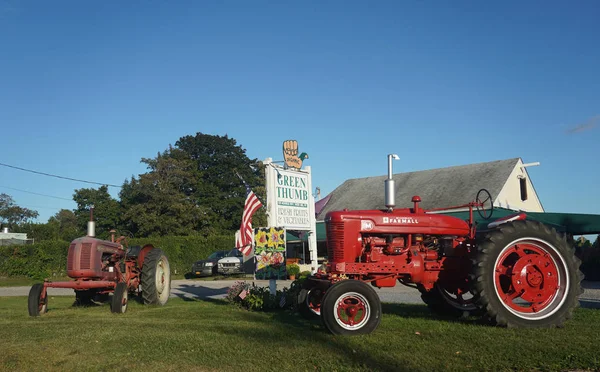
[382,217,419,224]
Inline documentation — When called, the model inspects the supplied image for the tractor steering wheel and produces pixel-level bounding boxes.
[476,188,494,220]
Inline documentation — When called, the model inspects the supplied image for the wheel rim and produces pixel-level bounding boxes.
[120,290,128,313]
[156,257,170,304]
[436,282,478,311]
[493,237,569,320]
[39,297,47,314]
[306,288,323,316]
[333,291,370,330]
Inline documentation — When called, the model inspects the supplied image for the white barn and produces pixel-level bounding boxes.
[316,158,543,220]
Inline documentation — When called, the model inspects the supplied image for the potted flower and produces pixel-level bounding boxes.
[286,263,300,280]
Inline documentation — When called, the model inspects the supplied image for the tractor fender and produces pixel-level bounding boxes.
[487,212,527,229]
[137,244,156,269]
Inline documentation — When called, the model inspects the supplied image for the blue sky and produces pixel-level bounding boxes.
[0,0,598,223]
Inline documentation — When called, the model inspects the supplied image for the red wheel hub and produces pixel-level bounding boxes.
[337,296,367,326]
[494,243,562,314]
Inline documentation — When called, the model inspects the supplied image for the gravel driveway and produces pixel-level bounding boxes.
[2,279,600,308]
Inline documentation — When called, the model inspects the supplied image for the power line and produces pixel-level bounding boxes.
[0,185,73,201]
[19,204,65,211]
[0,162,121,188]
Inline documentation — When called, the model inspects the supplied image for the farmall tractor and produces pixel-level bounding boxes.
[28,212,171,316]
[299,155,583,335]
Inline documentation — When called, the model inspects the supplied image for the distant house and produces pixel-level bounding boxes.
[0,227,32,246]
[316,157,543,220]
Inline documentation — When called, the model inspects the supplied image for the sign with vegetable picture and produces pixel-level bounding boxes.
[254,226,287,280]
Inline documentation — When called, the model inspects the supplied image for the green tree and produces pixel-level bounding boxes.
[119,133,266,237]
[120,148,210,237]
[48,209,81,241]
[174,132,266,231]
[73,186,120,239]
[0,193,39,229]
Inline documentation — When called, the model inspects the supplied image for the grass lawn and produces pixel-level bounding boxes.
[1,295,599,372]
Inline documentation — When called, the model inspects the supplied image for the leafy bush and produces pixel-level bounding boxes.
[286,263,300,277]
[225,277,307,312]
[0,235,235,279]
[0,240,69,280]
[225,281,250,302]
[299,270,311,279]
[575,235,600,281]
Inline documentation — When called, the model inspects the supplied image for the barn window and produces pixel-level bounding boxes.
[519,177,528,201]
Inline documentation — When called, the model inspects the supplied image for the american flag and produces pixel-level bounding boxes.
[235,180,263,256]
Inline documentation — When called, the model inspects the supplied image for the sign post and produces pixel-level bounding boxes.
[264,158,318,273]
[261,140,317,295]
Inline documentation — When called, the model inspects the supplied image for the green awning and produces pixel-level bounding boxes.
[525,211,600,235]
[438,207,600,235]
[286,221,327,242]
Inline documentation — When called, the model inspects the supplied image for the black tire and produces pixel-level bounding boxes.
[111,282,128,314]
[141,248,171,305]
[298,278,328,320]
[419,282,483,319]
[320,280,382,335]
[28,283,48,317]
[473,220,583,328]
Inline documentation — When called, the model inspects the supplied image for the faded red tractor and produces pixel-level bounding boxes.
[299,155,583,335]
[28,214,171,316]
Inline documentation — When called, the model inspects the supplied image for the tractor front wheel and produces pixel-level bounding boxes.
[474,220,583,328]
[111,282,128,313]
[141,248,171,305]
[320,280,381,335]
[28,283,48,317]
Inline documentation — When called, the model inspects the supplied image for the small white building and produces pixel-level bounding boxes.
[0,227,31,246]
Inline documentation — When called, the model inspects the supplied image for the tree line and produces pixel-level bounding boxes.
[0,133,267,241]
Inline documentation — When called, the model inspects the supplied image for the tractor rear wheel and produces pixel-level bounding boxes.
[28,283,47,317]
[111,282,128,313]
[320,280,382,335]
[473,220,583,328]
[141,248,171,305]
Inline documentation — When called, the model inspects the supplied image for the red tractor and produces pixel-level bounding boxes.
[28,214,171,316]
[299,155,583,335]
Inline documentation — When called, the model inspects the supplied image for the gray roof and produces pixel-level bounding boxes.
[317,158,520,220]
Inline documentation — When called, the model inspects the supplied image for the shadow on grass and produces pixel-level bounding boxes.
[199,302,486,371]
[212,309,416,372]
[172,284,229,302]
[380,303,486,325]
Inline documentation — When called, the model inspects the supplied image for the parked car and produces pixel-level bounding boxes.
[191,250,229,277]
[217,249,244,275]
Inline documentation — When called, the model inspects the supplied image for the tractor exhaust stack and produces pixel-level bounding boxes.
[87,205,96,237]
[385,154,400,211]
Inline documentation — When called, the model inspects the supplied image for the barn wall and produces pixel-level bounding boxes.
[494,160,544,212]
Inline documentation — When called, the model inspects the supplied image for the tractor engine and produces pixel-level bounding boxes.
[325,205,472,289]
[67,237,124,280]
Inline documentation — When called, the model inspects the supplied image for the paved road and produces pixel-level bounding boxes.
[2,279,600,308]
